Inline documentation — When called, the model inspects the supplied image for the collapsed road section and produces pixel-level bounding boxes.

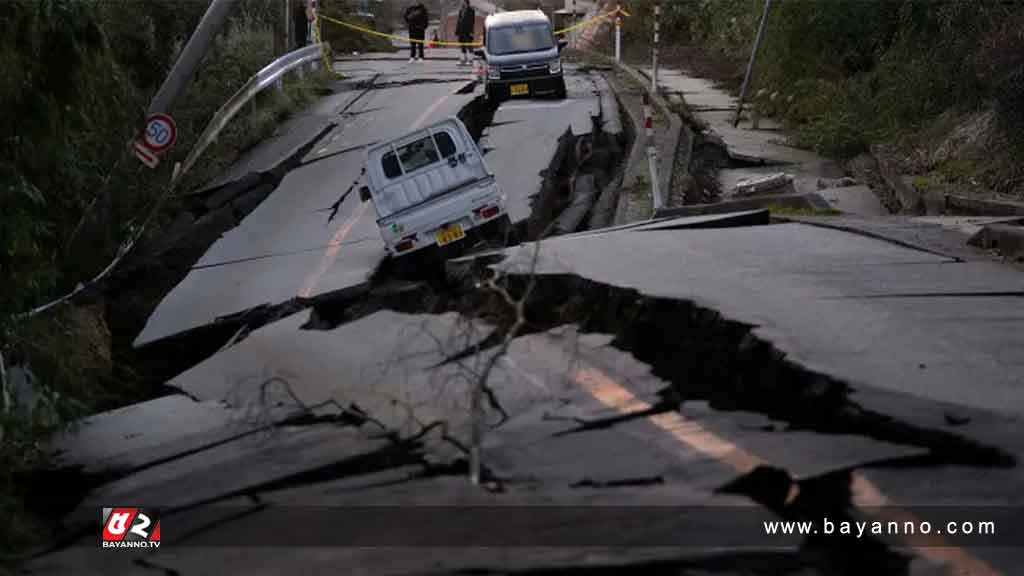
[127,65,626,386]
[32,54,1024,576]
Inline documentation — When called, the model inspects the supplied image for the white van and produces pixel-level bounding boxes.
[360,117,509,257]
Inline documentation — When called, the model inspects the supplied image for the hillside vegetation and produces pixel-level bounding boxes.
[617,0,1024,199]
[0,0,341,557]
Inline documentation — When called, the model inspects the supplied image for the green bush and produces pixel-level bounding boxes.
[621,0,1024,159]
[1,0,338,559]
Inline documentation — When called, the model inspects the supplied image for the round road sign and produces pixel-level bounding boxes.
[142,113,177,153]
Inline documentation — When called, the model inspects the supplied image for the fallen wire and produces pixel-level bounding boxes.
[327,166,366,223]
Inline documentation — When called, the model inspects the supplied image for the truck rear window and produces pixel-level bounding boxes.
[381,131,458,179]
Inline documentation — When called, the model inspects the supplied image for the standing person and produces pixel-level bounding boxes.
[456,0,476,66]
[404,2,429,62]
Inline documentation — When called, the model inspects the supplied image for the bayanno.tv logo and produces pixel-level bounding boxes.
[101,508,161,549]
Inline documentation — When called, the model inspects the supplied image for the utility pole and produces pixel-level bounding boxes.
[572,0,577,48]
[615,4,621,62]
[146,0,235,117]
[439,0,445,42]
[652,2,660,93]
[734,0,774,128]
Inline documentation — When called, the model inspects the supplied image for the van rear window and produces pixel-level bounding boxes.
[381,130,458,179]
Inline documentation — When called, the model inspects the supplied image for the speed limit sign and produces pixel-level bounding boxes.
[142,113,177,153]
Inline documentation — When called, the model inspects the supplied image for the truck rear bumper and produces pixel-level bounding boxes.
[378,179,506,257]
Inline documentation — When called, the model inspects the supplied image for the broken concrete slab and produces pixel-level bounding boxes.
[653,193,831,219]
[733,173,796,197]
[815,185,887,217]
[912,216,1024,237]
[630,209,771,232]
[74,423,395,516]
[135,80,479,347]
[944,194,1024,216]
[554,173,599,234]
[200,87,364,193]
[676,401,928,479]
[485,222,1024,417]
[49,395,239,474]
[592,73,623,136]
[484,72,602,225]
[166,309,504,460]
[790,215,1001,261]
[968,223,1024,261]
[720,162,848,200]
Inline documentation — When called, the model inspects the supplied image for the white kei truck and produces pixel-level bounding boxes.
[359,117,510,258]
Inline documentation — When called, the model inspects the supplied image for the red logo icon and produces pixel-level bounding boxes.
[102,508,161,549]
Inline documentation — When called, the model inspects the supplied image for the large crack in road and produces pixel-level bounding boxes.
[35,66,1018,576]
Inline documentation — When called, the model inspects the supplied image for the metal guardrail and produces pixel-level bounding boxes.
[175,42,329,184]
[20,42,331,320]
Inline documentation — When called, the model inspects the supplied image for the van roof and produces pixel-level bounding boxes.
[485,10,550,28]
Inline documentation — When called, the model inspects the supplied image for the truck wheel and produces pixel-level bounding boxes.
[483,215,516,247]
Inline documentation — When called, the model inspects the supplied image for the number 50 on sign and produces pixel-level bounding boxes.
[142,113,177,152]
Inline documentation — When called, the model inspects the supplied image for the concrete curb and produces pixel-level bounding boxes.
[654,192,831,219]
[601,72,648,226]
[615,61,682,213]
[578,51,684,225]
[945,194,1024,217]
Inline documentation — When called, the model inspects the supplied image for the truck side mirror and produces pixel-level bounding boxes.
[359,185,371,203]
[558,39,569,51]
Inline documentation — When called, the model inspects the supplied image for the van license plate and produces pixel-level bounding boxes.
[435,223,466,247]
[510,83,529,96]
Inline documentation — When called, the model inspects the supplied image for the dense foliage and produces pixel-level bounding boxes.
[0,0,334,555]
[621,0,1024,159]
[0,0,314,324]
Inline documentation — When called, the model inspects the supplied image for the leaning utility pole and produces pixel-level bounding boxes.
[734,0,774,128]
[146,0,235,117]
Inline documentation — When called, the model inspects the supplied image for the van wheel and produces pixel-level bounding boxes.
[554,79,567,100]
[486,85,505,103]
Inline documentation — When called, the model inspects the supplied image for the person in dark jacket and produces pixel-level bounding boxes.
[404,2,429,61]
[456,0,476,65]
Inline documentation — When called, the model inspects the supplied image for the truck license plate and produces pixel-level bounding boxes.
[435,223,466,247]
[510,83,529,96]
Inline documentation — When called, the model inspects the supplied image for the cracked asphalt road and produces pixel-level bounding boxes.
[33,52,1024,576]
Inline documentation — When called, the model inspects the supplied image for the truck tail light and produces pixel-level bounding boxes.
[474,205,500,220]
[395,233,417,253]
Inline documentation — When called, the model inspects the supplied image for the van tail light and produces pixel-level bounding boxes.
[395,233,417,253]
[474,205,500,220]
